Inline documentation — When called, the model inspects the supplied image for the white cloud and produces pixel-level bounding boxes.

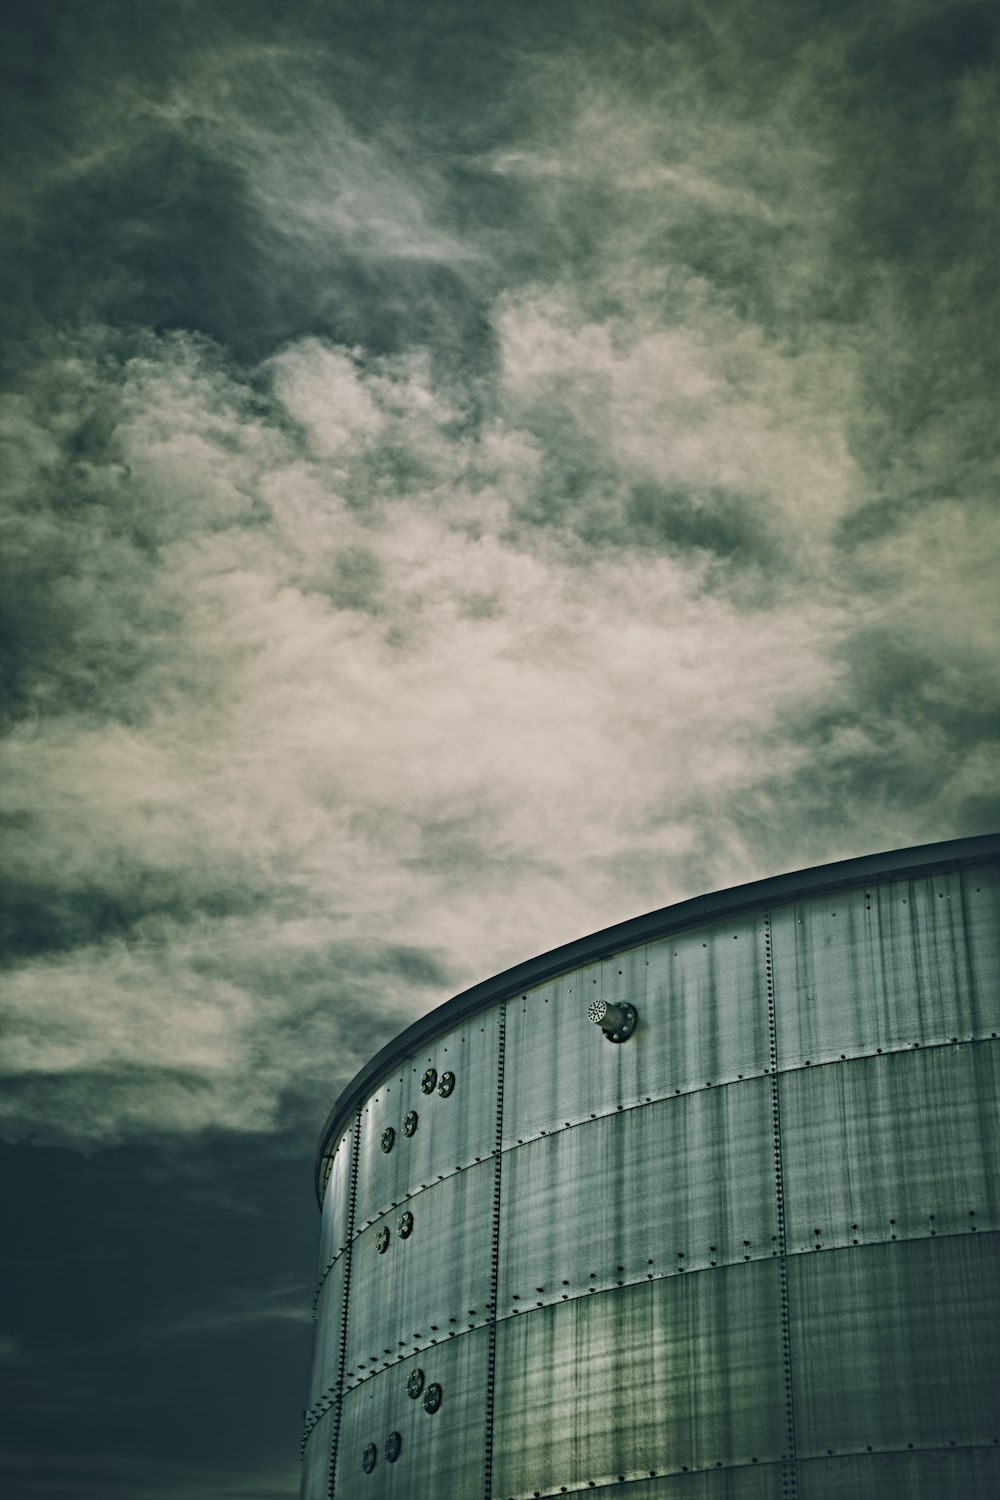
[2,29,996,1151]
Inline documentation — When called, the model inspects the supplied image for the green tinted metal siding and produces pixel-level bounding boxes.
[302,840,1000,1498]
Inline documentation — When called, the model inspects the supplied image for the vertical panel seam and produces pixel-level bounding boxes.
[483,1005,506,1500]
[328,1110,361,1499]
[766,907,799,1498]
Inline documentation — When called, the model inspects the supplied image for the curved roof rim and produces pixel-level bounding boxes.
[313,831,1000,1202]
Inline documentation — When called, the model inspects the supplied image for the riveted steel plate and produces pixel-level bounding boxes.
[573,1468,782,1499]
[498,1080,777,1304]
[335,1328,488,1499]
[492,1261,786,1497]
[318,1128,353,1273]
[309,1251,347,1407]
[502,915,770,1146]
[961,860,1000,1011]
[779,1043,1000,1253]
[300,1404,336,1500]
[344,1163,493,1381]
[769,867,1000,1069]
[798,1447,1000,1499]
[353,1019,500,1233]
[789,1235,1000,1458]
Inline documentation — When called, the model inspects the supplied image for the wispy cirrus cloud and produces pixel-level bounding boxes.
[144,1280,312,1341]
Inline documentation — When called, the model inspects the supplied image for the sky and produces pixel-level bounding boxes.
[0,0,997,1495]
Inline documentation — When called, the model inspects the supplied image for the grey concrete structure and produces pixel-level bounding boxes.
[301,834,1000,1499]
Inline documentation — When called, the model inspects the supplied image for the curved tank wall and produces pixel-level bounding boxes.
[300,834,1000,1499]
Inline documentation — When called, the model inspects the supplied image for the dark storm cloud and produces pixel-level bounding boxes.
[2,0,997,1156]
[0,6,997,1493]
[0,0,995,1158]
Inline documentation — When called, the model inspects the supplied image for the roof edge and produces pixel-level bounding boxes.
[314,832,1000,1201]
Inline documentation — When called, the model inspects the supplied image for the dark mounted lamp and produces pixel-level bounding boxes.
[588,998,638,1042]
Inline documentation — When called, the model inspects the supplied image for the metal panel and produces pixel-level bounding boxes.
[344,1163,493,1383]
[353,1017,500,1233]
[578,1470,782,1499]
[310,1252,348,1408]
[962,861,1000,1021]
[319,1128,353,1277]
[503,914,771,1147]
[770,869,1000,1069]
[780,1043,1000,1253]
[300,1405,335,1500]
[492,1262,786,1498]
[335,1329,488,1500]
[798,1447,1000,1498]
[788,1235,1000,1458]
[498,1081,777,1309]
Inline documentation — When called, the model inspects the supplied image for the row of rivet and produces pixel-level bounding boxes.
[313,1032,995,1309]
[766,910,799,1500]
[505,1438,1000,1495]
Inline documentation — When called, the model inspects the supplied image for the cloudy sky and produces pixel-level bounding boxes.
[1,0,997,1494]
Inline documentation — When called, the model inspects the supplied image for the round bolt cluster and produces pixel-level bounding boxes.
[397,1211,414,1239]
[375,1227,390,1254]
[420,1067,437,1094]
[437,1070,455,1097]
[385,1431,402,1463]
[381,1126,395,1153]
[403,1110,419,1136]
[423,1382,443,1414]
[407,1367,425,1399]
[362,1442,377,1473]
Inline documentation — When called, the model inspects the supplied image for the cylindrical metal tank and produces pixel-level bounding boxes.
[301,834,1000,1499]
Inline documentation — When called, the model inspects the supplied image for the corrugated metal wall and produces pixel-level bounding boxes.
[302,855,1000,1498]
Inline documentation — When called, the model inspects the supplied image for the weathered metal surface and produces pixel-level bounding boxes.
[789,1235,1000,1458]
[797,1447,1000,1498]
[492,1264,786,1497]
[300,1404,335,1500]
[502,913,771,1148]
[779,1042,1000,1253]
[570,1471,782,1499]
[309,1252,347,1409]
[351,1017,499,1234]
[497,1080,778,1306]
[318,1128,352,1276]
[316,836,1000,1186]
[343,1162,493,1383]
[335,1330,488,1499]
[769,867,1000,1069]
[303,841,1000,1499]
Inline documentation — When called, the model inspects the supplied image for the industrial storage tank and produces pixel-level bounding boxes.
[301,833,1000,1499]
